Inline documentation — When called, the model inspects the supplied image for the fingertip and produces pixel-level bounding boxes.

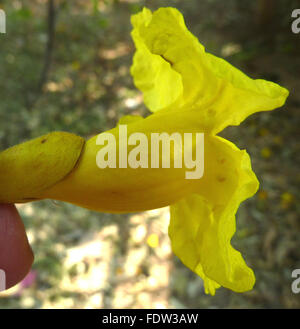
[0,204,34,290]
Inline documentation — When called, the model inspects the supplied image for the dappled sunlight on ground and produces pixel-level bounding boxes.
[1,206,174,308]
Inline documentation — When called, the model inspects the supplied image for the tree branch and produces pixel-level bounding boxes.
[37,0,56,94]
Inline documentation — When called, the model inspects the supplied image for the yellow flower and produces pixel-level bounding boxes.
[261,147,272,159]
[147,233,159,249]
[0,7,289,295]
[280,192,294,209]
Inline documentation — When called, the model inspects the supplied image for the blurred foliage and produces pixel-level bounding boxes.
[0,0,299,308]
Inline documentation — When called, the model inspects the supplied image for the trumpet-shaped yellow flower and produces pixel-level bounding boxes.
[0,7,289,295]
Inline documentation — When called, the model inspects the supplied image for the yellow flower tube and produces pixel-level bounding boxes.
[0,7,289,295]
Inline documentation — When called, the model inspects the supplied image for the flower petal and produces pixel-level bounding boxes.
[131,8,183,112]
[168,136,258,294]
[131,7,289,132]
[117,114,144,126]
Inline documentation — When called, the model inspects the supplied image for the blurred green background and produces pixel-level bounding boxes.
[0,0,299,308]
